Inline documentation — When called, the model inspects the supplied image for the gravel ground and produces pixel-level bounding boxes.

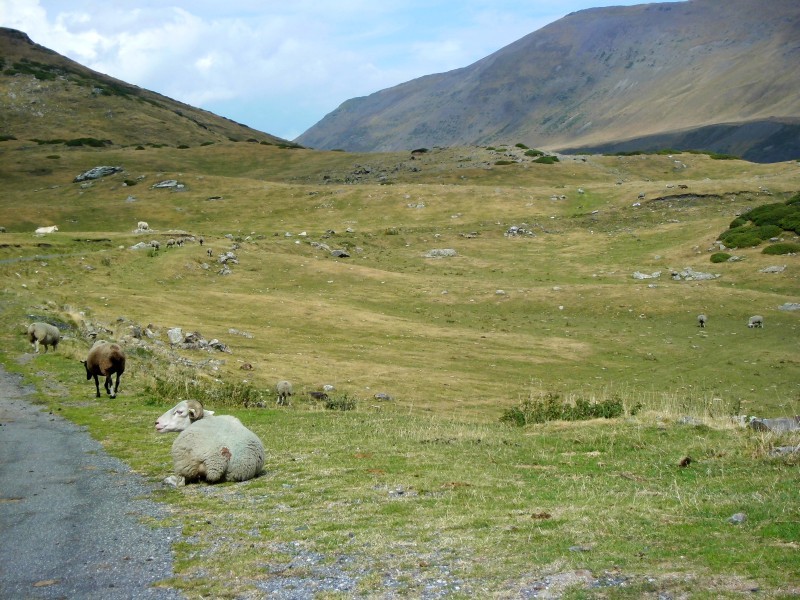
[0,363,183,600]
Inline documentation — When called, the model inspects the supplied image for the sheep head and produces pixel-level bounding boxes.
[155,399,214,433]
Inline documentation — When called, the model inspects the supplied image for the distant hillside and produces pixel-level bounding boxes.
[296,0,800,162]
[0,28,293,147]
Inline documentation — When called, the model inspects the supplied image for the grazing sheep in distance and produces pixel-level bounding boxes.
[748,315,764,328]
[27,322,60,353]
[81,341,126,398]
[276,380,293,405]
[697,314,707,328]
[308,391,329,401]
[154,399,264,486]
[35,225,58,234]
[150,240,160,250]
[138,221,149,230]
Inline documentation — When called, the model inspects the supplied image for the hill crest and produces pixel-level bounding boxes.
[295,0,800,161]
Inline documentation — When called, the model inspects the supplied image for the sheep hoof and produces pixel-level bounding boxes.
[163,475,185,488]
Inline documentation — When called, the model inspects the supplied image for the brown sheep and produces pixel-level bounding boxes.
[81,341,126,398]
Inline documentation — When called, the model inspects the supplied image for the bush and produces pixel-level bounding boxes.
[515,143,529,149]
[533,155,559,164]
[495,160,514,166]
[710,252,732,263]
[762,242,800,255]
[524,149,545,157]
[729,217,747,228]
[65,137,111,147]
[177,144,190,149]
[325,394,357,411]
[500,392,638,426]
[145,372,265,408]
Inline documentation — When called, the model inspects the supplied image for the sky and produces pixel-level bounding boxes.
[2,0,657,141]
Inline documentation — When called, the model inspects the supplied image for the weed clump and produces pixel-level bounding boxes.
[501,391,640,426]
[325,394,357,411]
[717,194,800,247]
[145,371,265,408]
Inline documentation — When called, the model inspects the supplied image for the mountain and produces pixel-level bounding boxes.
[295,0,800,162]
[0,27,292,147]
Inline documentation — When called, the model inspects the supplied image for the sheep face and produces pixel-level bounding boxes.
[155,400,214,433]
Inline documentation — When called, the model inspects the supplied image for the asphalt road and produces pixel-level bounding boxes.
[0,364,183,600]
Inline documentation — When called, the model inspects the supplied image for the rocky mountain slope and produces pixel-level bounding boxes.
[295,0,800,161]
[0,27,292,147]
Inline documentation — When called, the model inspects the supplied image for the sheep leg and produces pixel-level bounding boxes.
[33,339,40,353]
[111,372,121,398]
[93,374,102,398]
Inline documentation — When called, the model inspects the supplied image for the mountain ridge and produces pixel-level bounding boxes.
[295,0,800,161]
[0,27,293,147]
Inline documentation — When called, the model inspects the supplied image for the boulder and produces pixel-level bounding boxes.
[73,166,123,182]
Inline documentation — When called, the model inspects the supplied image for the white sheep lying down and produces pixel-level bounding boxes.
[155,399,264,485]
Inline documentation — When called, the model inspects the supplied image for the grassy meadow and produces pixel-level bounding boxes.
[0,139,798,598]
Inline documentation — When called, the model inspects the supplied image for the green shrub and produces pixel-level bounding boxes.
[177,144,190,149]
[786,192,800,205]
[200,141,214,146]
[135,145,145,150]
[500,392,638,426]
[779,213,800,234]
[325,394,357,411]
[762,242,800,255]
[720,231,763,248]
[46,155,60,160]
[729,217,747,228]
[524,149,545,157]
[533,155,559,164]
[65,137,111,147]
[710,252,731,263]
[123,179,137,186]
[145,372,265,408]
[495,160,513,166]
[744,203,794,226]
[0,134,17,142]
[515,143,529,149]
[411,148,429,154]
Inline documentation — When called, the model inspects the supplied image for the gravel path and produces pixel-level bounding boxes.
[0,363,183,600]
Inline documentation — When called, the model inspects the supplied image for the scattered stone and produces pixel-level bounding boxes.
[633,271,661,280]
[228,328,254,338]
[73,166,123,182]
[152,180,182,189]
[331,249,350,258]
[128,241,151,250]
[374,393,394,401]
[748,417,800,433]
[424,248,457,258]
[778,303,800,311]
[671,267,720,281]
[727,512,747,525]
[167,327,183,345]
[760,265,786,273]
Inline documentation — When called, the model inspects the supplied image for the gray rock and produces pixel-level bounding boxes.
[167,328,183,345]
[727,513,747,524]
[152,180,180,189]
[425,248,457,258]
[73,166,123,182]
[331,249,350,258]
[633,270,661,280]
[778,303,800,311]
[749,417,800,433]
[760,265,786,273]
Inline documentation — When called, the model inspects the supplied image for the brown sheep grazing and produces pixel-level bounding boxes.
[81,341,126,398]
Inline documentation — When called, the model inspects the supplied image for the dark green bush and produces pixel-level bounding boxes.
[533,155,559,164]
[65,137,111,147]
[762,242,800,255]
[46,155,60,160]
[325,394,357,411]
[720,231,763,248]
[123,179,137,186]
[0,134,17,142]
[744,203,794,226]
[786,192,800,205]
[729,216,747,228]
[710,252,732,263]
[501,392,638,426]
[524,149,545,157]
[779,214,800,234]
[495,160,514,166]
[515,143,529,149]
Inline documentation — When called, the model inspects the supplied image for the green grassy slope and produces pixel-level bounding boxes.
[0,141,798,597]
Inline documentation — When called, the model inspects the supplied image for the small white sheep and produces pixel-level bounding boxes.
[150,240,160,250]
[81,341,126,398]
[34,225,58,234]
[276,380,293,405]
[155,399,264,485]
[747,315,764,328]
[697,314,707,328]
[27,322,60,353]
[138,221,149,230]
